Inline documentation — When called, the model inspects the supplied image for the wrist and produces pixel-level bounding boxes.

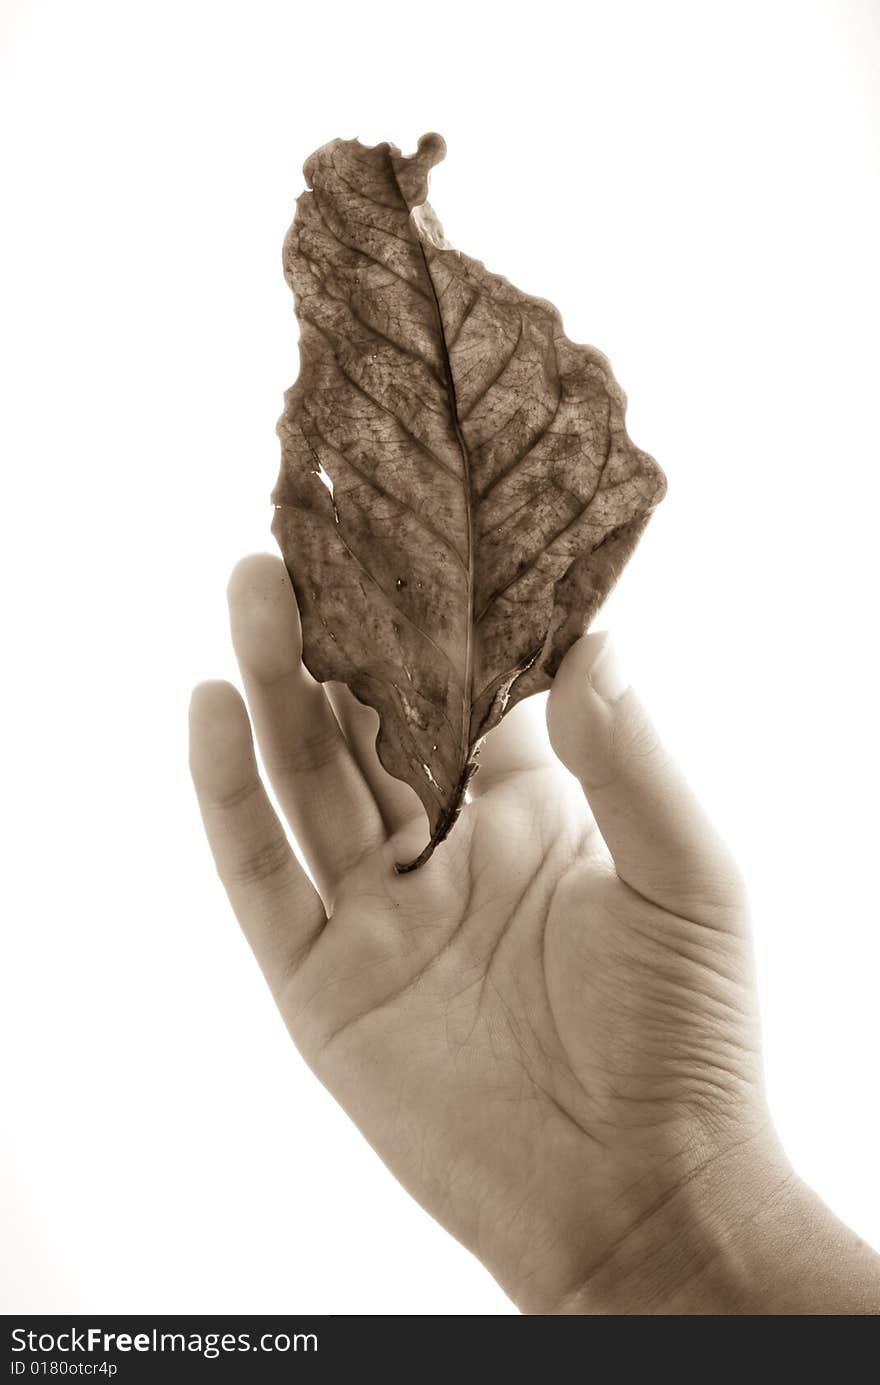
[544,1128,880,1315]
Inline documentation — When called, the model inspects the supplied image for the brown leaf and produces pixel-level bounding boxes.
[272,133,665,871]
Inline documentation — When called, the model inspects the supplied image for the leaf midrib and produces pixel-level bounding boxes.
[386,153,476,774]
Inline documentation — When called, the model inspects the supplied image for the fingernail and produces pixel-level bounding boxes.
[588,635,628,704]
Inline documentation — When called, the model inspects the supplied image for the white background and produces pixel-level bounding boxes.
[2,0,878,1314]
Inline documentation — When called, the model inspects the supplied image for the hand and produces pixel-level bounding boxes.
[189,555,874,1314]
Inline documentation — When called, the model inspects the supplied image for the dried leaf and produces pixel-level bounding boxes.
[272,133,665,870]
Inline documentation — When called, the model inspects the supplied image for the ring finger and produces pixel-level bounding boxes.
[227,554,385,907]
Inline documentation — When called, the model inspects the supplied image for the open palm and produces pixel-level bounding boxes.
[190,555,771,1313]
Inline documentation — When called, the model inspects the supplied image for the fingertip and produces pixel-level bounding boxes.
[227,552,303,683]
[547,631,635,778]
[553,631,630,708]
[547,630,608,727]
[188,681,256,795]
[226,552,288,607]
[189,678,246,726]
[555,629,608,680]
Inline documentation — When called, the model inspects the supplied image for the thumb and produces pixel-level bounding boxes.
[547,632,745,927]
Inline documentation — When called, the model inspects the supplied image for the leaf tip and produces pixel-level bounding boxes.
[416,131,446,166]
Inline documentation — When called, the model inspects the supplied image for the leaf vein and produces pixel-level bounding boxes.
[310,192,433,302]
[476,378,564,504]
[307,423,468,572]
[459,317,524,421]
[301,252,444,385]
[301,314,464,484]
[293,501,462,680]
[474,436,614,625]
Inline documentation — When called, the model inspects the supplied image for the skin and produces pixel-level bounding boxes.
[189,553,880,1314]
